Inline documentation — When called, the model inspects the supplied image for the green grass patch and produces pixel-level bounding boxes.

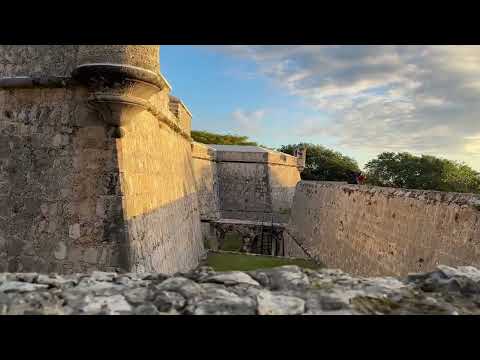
[205,251,322,272]
[221,233,243,252]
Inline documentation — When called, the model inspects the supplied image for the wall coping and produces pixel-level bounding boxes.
[169,95,193,118]
[191,141,217,161]
[192,143,300,167]
[298,180,480,208]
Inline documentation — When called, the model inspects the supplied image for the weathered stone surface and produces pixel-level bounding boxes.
[79,294,132,315]
[0,45,204,275]
[186,289,256,315]
[0,281,48,293]
[192,142,304,255]
[285,181,480,276]
[249,265,310,290]
[202,271,260,287]
[1,265,480,315]
[257,290,305,315]
[192,143,301,224]
[152,291,186,313]
[155,277,204,298]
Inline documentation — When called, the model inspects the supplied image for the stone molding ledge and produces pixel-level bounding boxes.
[0,70,192,141]
[72,63,171,91]
[72,63,191,140]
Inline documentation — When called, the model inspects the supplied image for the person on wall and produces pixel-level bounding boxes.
[356,172,366,185]
[348,171,359,184]
[347,171,365,185]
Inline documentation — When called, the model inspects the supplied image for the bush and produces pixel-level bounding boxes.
[278,143,360,182]
[365,152,480,194]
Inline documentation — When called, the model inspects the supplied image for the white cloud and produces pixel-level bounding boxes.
[213,45,480,169]
[231,109,267,135]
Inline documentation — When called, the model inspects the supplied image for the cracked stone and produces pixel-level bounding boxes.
[257,290,305,315]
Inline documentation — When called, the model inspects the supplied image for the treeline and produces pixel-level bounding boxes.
[192,130,480,194]
[191,130,258,146]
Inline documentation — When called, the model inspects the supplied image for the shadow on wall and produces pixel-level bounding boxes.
[118,143,204,274]
[123,190,204,274]
[0,100,204,274]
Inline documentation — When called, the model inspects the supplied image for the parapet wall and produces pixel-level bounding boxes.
[284,181,480,276]
[0,45,204,274]
[217,159,271,221]
[191,142,220,221]
[191,145,301,224]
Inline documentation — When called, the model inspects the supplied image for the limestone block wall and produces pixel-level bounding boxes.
[0,45,204,274]
[267,153,301,223]
[0,79,126,273]
[0,45,80,77]
[169,96,192,135]
[118,111,203,274]
[191,142,220,221]
[218,161,271,221]
[191,145,302,223]
[216,149,301,223]
[285,181,480,276]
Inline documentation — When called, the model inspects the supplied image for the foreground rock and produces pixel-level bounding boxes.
[1,265,480,315]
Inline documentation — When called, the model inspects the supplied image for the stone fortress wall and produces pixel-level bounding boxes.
[191,142,220,222]
[2,45,479,279]
[0,45,203,274]
[192,144,302,224]
[191,143,303,252]
[284,181,480,276]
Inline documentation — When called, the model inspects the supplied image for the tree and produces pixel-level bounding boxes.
[191,130,258,146]
[365,152,480,194]
[278,143,360,182]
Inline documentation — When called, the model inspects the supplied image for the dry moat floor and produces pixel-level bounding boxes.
[204,251,321,272]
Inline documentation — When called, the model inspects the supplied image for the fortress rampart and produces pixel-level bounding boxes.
[192,144,302,223]
[284,181,480,276]
[191,143,303,254]
[0,45,203,274]
[2,45,479,279]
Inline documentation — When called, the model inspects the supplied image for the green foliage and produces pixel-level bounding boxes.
[365,152,480,194]
[278,143,360,182]
[192,130,258,146]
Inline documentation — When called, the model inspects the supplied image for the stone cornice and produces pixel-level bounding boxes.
[71,63,191,141]
[169,95,193,118]
[72,63,170,91]
[145,101,192,141]
[0,66,192,141]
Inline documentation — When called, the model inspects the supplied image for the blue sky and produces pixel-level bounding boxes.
[161,46,323,143]
[161,45,480,170]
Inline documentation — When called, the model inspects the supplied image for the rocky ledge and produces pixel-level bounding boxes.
[1,265,480,315]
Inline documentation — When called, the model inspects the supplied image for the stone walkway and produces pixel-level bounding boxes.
[1,265,480,315]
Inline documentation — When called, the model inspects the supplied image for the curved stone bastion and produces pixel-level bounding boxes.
[0,45,204,274]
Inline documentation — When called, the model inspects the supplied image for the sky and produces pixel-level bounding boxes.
[161,45,480,171]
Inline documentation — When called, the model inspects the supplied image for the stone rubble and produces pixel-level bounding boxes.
[1,265,480,315]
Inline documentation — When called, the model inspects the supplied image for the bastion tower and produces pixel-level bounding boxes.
[0,46,204,274]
